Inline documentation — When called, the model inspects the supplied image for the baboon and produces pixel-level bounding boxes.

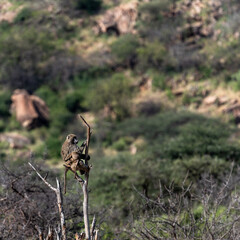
[61,134,90,193]
[61,134,86,162]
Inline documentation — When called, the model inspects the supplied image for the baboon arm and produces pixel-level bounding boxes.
[64,152,73,162]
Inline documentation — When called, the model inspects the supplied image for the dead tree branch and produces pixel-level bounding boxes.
[28,163,66,240]
[78,114,92,240]
[78,115,92,240]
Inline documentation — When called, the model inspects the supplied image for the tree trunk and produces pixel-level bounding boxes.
[83,176,90,240]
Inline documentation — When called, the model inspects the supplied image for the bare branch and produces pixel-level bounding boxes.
[79,114,92,162]
[78,115,92,240]
[28,162,56,192]
[91,215,96,237]
[28,163,66,240]
[35,225,43,240]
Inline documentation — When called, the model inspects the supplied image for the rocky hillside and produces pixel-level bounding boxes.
[1,0,240,239]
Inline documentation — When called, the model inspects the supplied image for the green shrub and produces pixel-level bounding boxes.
[64,91,85,113]
[111,34,139,66]
[0,27,60,92]
[112,111,240,160]
[182,93,192,105]
[138,0,170,23]
[85,73,134,121]
[112,138,127,151]
[152,73,167,90]
[35,86,72,134]
[0,21,10,31]
[161,120,240,160]
[14,8,33,23]
[0,91,11,117]
[137,41,167,70]
[46,137,62,159]
[171,156,230,186]
[230,70,240,91]
[198,65,213,79]
[0,120,5,132]
[5,115,22,131]
[75,0,102,13]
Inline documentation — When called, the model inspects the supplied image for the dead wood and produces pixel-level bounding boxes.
[28,163,66,240]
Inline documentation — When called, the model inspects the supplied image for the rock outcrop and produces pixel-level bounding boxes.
[172,0,223,41]
[0,1,19,23]
[94,2,138,35]
[11,89,49,129]
[0,132,31,149]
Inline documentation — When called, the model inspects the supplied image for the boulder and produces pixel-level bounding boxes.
[11,89,49,129]
[203,95,218,105]
[218,96,229,106]
[94,2,138,35]
[0,133,31,149]
[0,2,18,23]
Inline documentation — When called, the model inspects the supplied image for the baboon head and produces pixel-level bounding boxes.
[65,134,78,144]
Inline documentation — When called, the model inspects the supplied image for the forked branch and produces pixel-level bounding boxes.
[79,115,92,163]
[28,162,67,240]
[78,115,92,240]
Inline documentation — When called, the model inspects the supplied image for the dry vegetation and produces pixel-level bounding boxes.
[1,0,240,239]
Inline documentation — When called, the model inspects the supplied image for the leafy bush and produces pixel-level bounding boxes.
[112,111,240,160]
[0,21,10,31]
[14,7,33,23]
[171,156,230,186]
[111,34,139,66]
[0,91,11,117]
[138,0,170,23]
[137,41,167,70]
[159,117,240,160]
[198,65,213,79]
[35,86,72,135]
[229,70,240,91]
[5,116,22,131]
[0,27,60,92]
[0,120,5,132]
[152,73,167,90]
[85,73,134,121]
[75,0,102,13]
[46,137,62,159]
[64,91,85,113]
[112,138,127,151]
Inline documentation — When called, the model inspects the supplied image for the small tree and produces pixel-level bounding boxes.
[29,115,98,240]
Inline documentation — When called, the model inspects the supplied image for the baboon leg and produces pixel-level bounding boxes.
[74,160,79,179]
[64,167,69,194]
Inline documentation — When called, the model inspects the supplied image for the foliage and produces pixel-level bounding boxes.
[152,73,167,90]
[138,0,171,23]
[112,138,127,151]
[14,7,33,23]
[0,91,11,118]
[2,0,240,237]
[112,111,240,160]
[111,34,140,66]
[0,26,61,92]
[35,86,72,132]
[64,90,85,113]
[85,73,134,120]
[75,0,102,13]
[131,172,240,239]
[34,86,72,158]
[137,41,167,70]
[5,115,22,131]
[46,136,62,159]
[229,70,240,91]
